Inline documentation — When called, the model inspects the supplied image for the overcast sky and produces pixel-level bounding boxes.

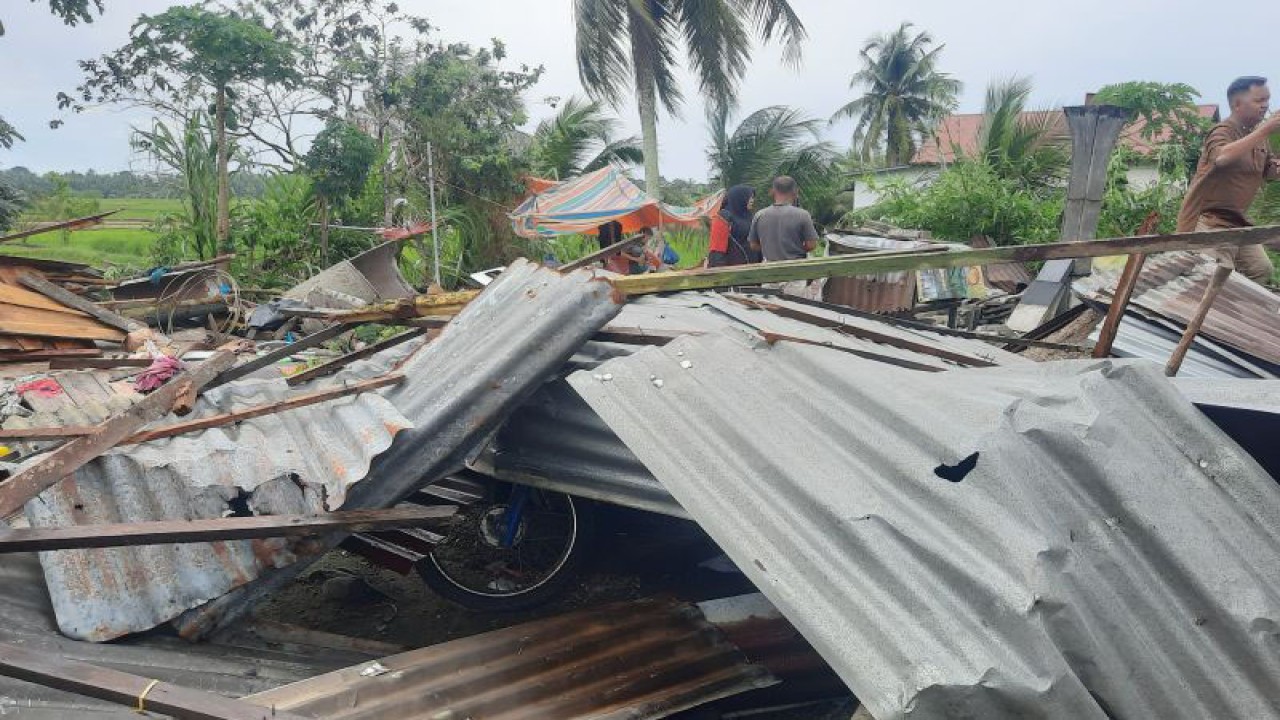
[0,0,1274,181]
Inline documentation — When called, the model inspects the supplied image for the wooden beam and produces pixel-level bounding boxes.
[0,374,404,444]
[17,272,146,334]
[282,291,478,323]
[760,332,946,373]
[0,350,238,519]
[1166,265,1233,377]
[0,641,312,720]
[1092,253,1148,358]
[557,233,644,273]
[0,210,119,244]
[0,506,456,553]
[610,225,1280,295]
[128,373,405,443]
[206,322,361,389]
[48,357,155,370]
[285,328,429,387]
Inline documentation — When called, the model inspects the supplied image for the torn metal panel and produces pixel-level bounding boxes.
[284,240,415,311]
[0,552,364,718]
[823,234,925,312]
[571,337,1280,720]
[173,259,624,639]
[245,598,777,720]
[23,375,413,642]
[1076,251,1280,369]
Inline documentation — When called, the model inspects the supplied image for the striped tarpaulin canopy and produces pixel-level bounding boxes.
[511,167,723,238]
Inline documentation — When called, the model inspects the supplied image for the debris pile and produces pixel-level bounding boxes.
[1,210,1279,719]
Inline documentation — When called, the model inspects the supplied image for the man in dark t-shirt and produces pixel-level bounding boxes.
[748,176,820,262]
[1176,76,1280,284]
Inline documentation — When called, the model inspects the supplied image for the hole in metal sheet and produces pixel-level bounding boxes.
[934,452,979,483]
[226,488,254,517]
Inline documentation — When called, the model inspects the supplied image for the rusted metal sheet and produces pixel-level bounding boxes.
[245,598,777,719]
[822,234,924,312]
[1076,251,1280,369]
[12,365,414,642]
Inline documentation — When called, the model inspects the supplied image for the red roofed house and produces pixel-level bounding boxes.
[850,96,1220,210]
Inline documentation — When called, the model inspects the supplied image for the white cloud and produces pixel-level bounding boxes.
[1,0,1272,180]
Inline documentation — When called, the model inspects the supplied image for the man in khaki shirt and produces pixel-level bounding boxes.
[1177,76,1280,284]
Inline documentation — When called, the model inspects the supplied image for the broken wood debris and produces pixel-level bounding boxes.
[286,328,429,387]
[0,349,238,519]
[0,506,456,553]
[0,641,311,720]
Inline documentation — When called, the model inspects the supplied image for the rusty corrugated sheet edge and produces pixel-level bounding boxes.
[571,336,1280,720]
[172,259,624,639]
[245,597,777,720]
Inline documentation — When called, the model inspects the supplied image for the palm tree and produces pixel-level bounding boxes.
[967,76,1069,189]
[574,0,807,198]
[528,96,643,180]
[832,22,960,168]
[708,105,838,194]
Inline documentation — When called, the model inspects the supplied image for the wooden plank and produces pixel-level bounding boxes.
[207,322,361,389]
[0,305,127,342]
[0,350,238,519]
[0,282,91,314]
[0,210,119,244]
[241,619,408,657]
[610,225,1280,296]
[286,328,429,387]
[0,506,456,552]
[557,233,644,272]
[18,272,146,334]
[0,641,311,720]
[0,349,102,362]
[1166,265,1233,377]
[48,357,155,370]
[282,291,478,323]
[128,373,405,443]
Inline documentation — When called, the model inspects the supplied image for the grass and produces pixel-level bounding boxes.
[1,227,157,272]
[101,197,184,222]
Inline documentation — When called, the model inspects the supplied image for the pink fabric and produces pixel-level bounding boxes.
[134,356,183,392]
[16,379,63,399]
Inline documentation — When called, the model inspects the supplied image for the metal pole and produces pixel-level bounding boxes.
[426,141,443,288]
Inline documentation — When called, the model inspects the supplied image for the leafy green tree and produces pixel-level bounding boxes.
[238,173,317,286]
[968,76,1069,190]
[858,162,1062,245]
[305,118,377,264]
[528,96,642,179]
[0,180,25,233]
[0,117,23,150]
[708,105,839,214]
[63,6,299,253]
[0,1,103,36]
[574,0,807,197]
[832,22,960,168]
[1093,81,1212,180]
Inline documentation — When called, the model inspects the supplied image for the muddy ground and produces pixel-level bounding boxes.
[254,504,857,719]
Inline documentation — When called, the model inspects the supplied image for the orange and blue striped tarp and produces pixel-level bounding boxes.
[511,168,723,238]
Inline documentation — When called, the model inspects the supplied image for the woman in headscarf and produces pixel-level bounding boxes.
[707,185,760,267]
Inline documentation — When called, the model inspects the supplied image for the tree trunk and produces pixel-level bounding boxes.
[319,198,330,267]
[214,85,232,256]
[635,71,662,199]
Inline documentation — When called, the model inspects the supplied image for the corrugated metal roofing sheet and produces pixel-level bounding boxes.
[245,598,777,719]
[823,234,923,313]
[21,370,414,642]
[173,259,624,640]
[1087,313,1264,379]
[570,334,1280,720]
[1076,251,1280,368]
[0,552,365,718]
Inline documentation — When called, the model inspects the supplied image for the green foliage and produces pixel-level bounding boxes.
[969,77,1070,190]
[20,175,100,223]
[857,162,1062,245]
[0,228,152,272]
[0,116,23,150]
[306,119,377,203]
[833,22,960,167]
[0,1,103,36]
[0,179,25,232]
[235,173,317,287]
[660,177,714,206]
[1093,81,1212,180]
[133,113,220,260]
[528,96,641,179]
[1098,148,1183,237]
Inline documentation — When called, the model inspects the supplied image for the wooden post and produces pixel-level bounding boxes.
[0,506,456,553]
[557,233,644,273]
[0,642,312,720]
[0,350,238,519]
[1092,253,1147,358]
[1165,265,1233,377]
